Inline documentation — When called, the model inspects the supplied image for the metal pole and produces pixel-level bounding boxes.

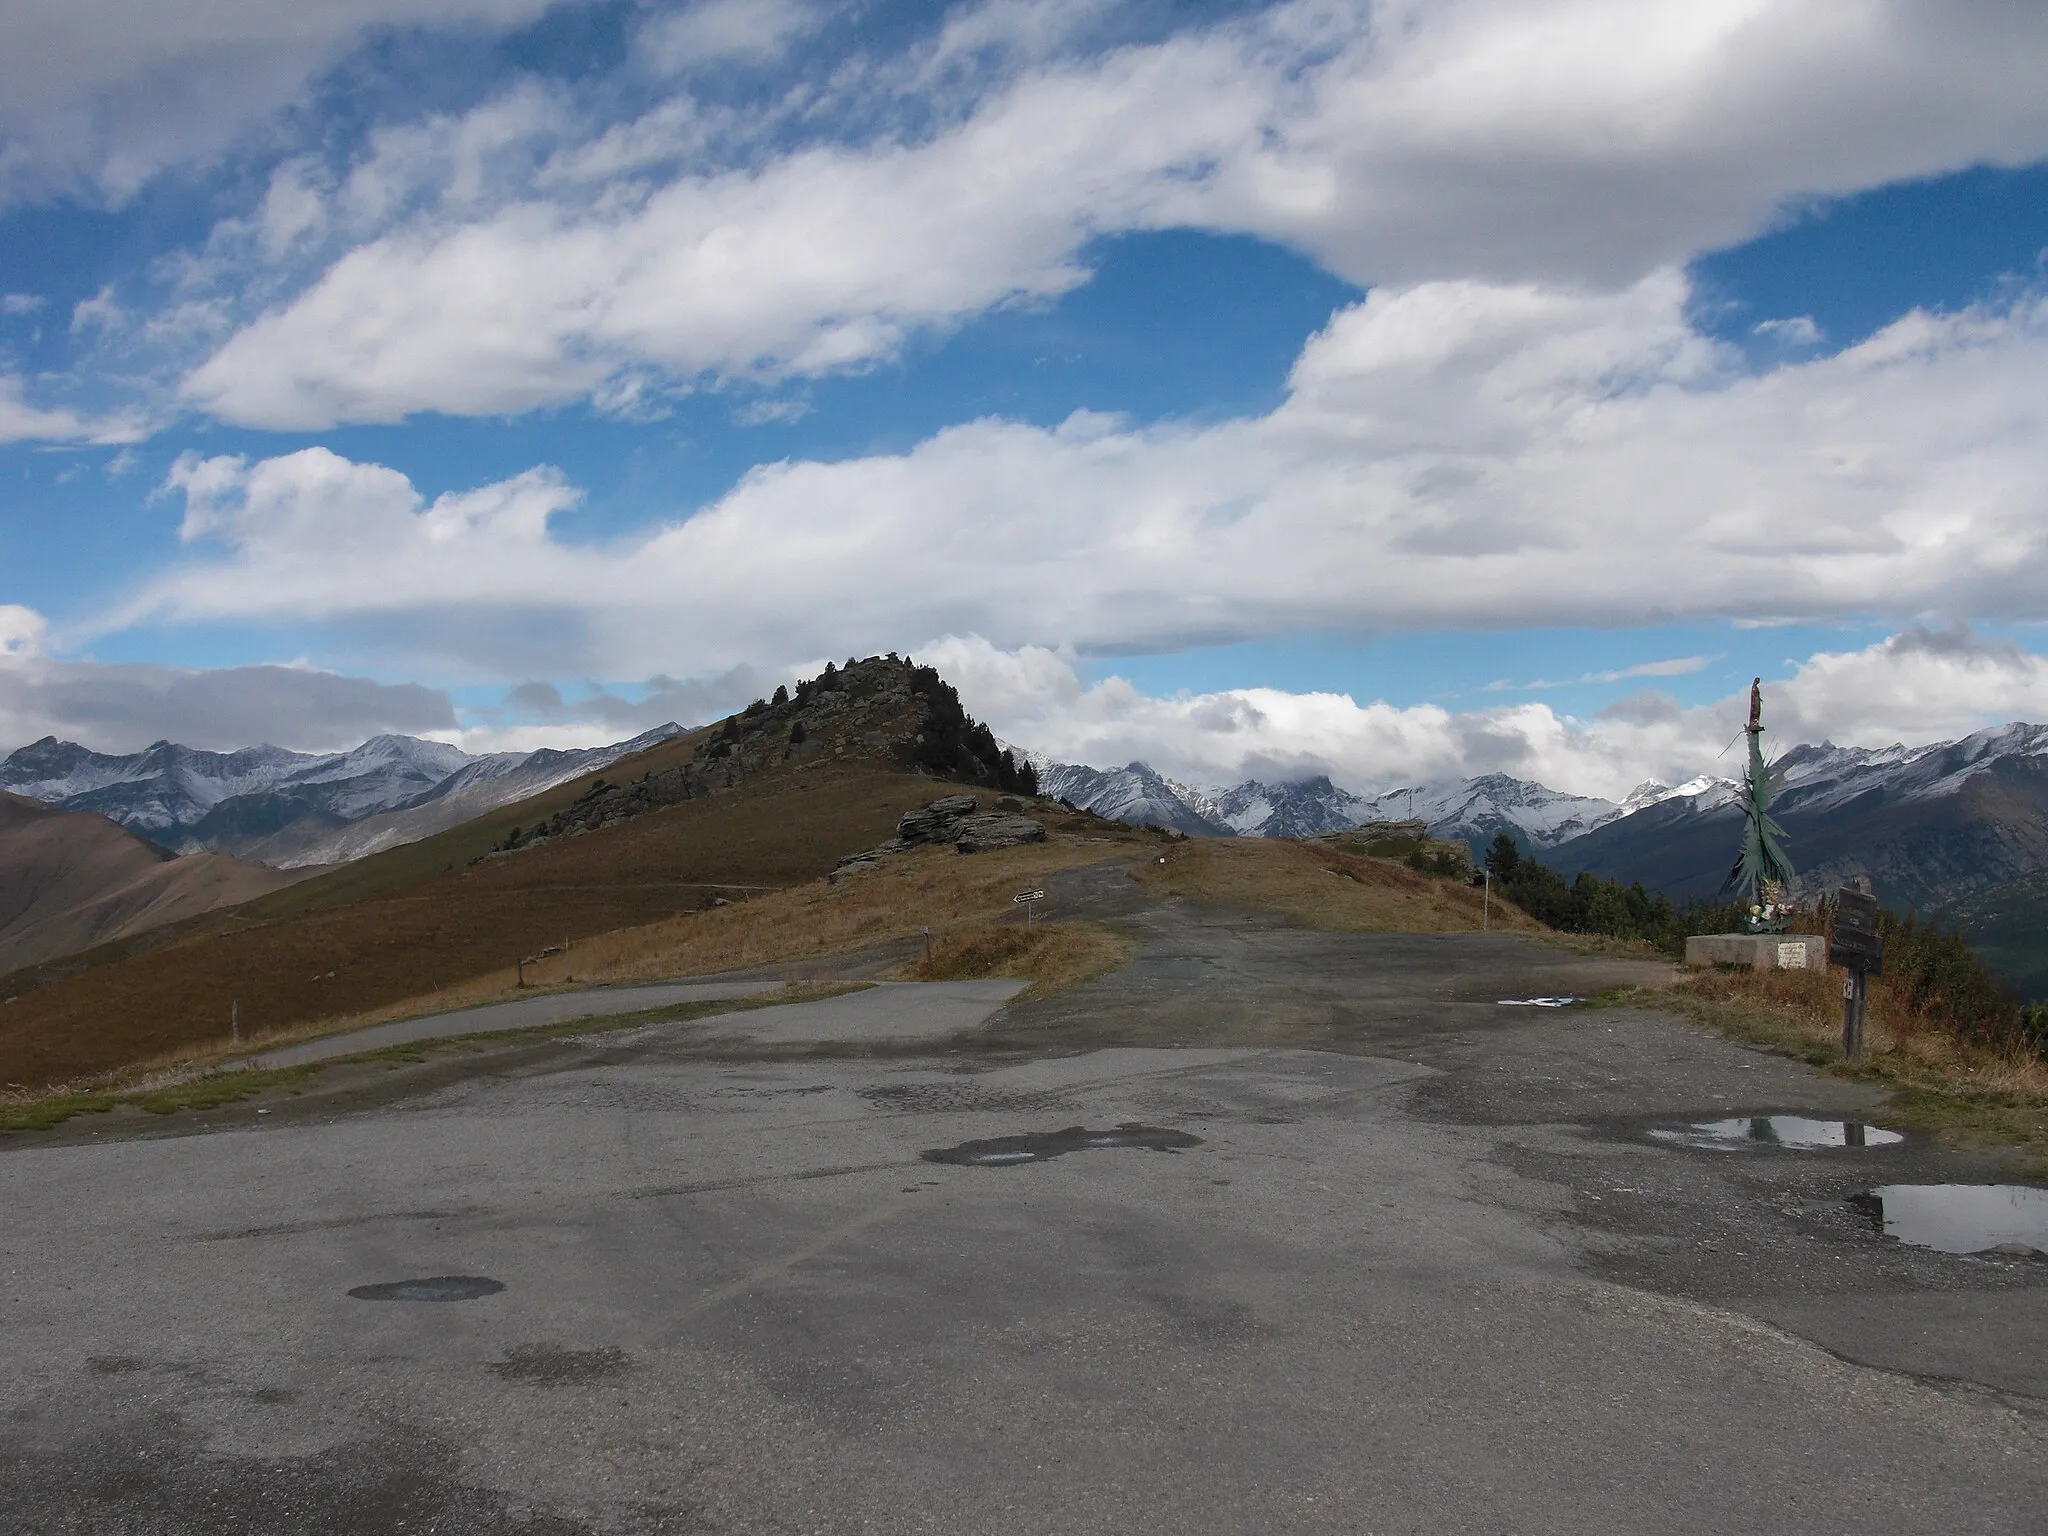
[1483,869,1490,931]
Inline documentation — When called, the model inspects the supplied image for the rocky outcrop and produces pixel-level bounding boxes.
[831,794,1047,879]
[495,656,1037,856]
[953,812,1047,855]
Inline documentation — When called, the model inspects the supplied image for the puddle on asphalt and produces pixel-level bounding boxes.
[1851,1184,2048,1256]
[1649,1116,1904,1152]
[921,1124,1202,1167]
[1497,997,1577,1007]
[347,1275,506,1302]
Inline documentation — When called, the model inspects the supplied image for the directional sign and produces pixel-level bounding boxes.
[1830,888,1884,975]
[1013,889,1045,904]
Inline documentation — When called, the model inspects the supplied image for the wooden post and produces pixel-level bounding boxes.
[1483,869,1490,931]
[230,1000,239,1046]
[1843,965,1869,1063]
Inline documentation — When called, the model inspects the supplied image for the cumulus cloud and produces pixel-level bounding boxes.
[0,0,571,205]
[127,274,2048,677]
[920,627,2048,801]
[637,0,824,71]
[173,0,2048,427]
[0,607,457,754]
[0,374,145,445]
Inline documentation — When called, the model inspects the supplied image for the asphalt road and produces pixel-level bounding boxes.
[252,979,1026,1069]
[2,866,2044,1533]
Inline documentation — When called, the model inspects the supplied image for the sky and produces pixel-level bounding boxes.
[2,0,2048,802]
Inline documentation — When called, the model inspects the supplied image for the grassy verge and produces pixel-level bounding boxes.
[1132,836,1542,934]
[1607,969,2048,1174]
[0,983,867,1135]
[887,919,1135,997]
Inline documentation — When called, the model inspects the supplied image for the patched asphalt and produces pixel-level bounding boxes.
[2,861,2043,1534]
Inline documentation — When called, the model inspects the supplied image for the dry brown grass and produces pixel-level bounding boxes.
[1132,836,1542,934]
[0,766,1064,1088]
[562,838,1133,985]
[887,919,1135,996]
[1634,964,2048,1170]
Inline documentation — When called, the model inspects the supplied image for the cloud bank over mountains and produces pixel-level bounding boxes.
[919,626,2048,804]
[3,2,2047,788]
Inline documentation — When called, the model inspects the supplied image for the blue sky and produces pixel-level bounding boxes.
[3,1,2048,800]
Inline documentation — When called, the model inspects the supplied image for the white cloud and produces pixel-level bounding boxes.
[1755,316,1824,347]
[0,605,48,659]
[127,274,2048,683]
[173,0,2048,427]
[0,0,573,205]
[917,628,2048,801]
[0,632,458,758]
[638,0,824,70]
[0,374,145,446]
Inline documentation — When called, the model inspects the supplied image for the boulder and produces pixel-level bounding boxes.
[896,794,982,845]
[953,812,1047,855]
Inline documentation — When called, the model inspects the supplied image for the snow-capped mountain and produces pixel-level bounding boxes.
[1213,777,1368,838]
[270,726,683,867]
[1038,761,1228,837]
[1550,720,2048,910]
[0,726,682,864]
[1355,773,1625,851]
[1031,756,1620,848]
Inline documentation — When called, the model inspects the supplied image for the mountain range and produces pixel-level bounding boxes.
[0,726,682,868]
[1035,758,1629,849]
[1033,721,2048,994]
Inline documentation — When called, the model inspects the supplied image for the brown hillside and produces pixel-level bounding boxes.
[0,792,305,976]
[0,656,1045,1088]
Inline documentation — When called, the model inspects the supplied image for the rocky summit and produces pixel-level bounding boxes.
[497,656,1039,855]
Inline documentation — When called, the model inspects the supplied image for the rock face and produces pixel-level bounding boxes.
[831,794,1047,878]
[953,812,1048,855]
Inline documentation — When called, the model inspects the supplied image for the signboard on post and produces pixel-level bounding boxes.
[1013,888,1046,925]
[1829,888,1884,1062]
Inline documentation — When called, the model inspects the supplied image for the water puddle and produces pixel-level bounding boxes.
[921,1123,1202,1167]
[1850,1184,2048,1256]
[1497,997,1577,1007]
[347,1275,505,1302]
[1649,1116,1903,1152]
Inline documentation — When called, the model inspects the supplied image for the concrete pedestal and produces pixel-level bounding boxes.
[1684,933,1826,972]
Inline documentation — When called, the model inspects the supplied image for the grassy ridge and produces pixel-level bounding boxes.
[0,765,969,1089]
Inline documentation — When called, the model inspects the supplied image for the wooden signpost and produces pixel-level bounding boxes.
[1829,888,1884,1063]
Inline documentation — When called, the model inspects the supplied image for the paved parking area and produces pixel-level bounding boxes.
[2,887,2043,1533]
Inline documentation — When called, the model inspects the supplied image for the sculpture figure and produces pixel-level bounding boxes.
[1724,677,1796,931]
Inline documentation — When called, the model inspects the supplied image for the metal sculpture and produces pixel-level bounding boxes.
[1724,677,1796,930]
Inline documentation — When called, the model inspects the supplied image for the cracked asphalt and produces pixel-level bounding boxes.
[2,859,2043,1533]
